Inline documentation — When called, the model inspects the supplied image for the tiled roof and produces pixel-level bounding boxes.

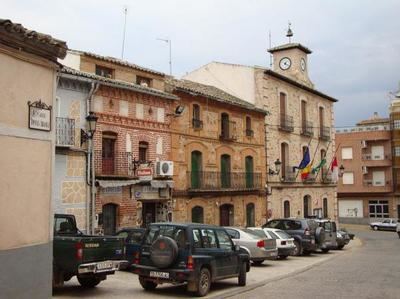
[69,50,165,76]
[268,43,312,54]
[168,79,267,114]
[61,66,178,100]
[356,118,389,126]
[0,19,67,59]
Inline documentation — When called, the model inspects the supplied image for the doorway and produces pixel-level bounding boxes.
[220,204,234,226]
[102,203,117,235]
[102,134,116,175]
[142,202,156,227]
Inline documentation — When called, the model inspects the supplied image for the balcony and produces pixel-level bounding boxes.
[281,166,296,183]
[301,121,314,137]
[279,114,294,132]
[321,168,335,184]
[94,151,134,177]
[363,179,392,192]
[361,154,392,167]
[192,118,203,129]
[319,126,330,141]
[187,171,262,192]
[302,172,317,184]
[56,117,75,147]
[245,129,254,137]
[220,121,237,141]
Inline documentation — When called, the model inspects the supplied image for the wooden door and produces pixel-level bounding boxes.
[102,138,115,174]
[220,204,234,226]
[245,156,254,188]
[142,203,156,227]
[191,151,202,189]
[103,204,117,235]
[221,154,231,188]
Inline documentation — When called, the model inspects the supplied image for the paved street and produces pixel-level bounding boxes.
[50,227,400,299]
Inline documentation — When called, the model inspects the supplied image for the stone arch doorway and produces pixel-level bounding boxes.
[220,204,234,226]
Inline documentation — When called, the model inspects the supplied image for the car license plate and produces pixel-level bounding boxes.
[150,271,169,279]
[96,261,113,270]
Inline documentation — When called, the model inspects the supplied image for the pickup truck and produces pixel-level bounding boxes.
[53,214,127,288]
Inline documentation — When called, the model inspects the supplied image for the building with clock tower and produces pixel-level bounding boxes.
[184,36,338,223]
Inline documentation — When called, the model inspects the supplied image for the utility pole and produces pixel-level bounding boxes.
[121,6,128,59]
[157,38,172,76]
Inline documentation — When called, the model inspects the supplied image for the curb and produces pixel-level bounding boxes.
[208,238,363,299]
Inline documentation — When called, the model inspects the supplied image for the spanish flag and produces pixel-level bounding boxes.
[301,164,311,179]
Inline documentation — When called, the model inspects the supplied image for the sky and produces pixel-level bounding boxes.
[2,0,400,126]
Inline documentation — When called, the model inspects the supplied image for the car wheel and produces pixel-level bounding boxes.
[252,260,264,266]
[238,262,247,286]
[337,245,344,250]
[373,226,379,231]
[77,276,101,288]
[293,241,302,256]
[139,276,157,291]
[196,268,211,297]
[279,255,288,260]
[321,248,329,253]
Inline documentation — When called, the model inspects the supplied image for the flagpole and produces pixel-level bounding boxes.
[325,142,341,178]
[314,140,332,178]
[294,135,314,179]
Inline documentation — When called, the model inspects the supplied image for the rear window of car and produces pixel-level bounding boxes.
[129,230,144,244]
[268,231,279,239]
[247,229,267,238]
[275,230,291,239]
[144,225,187,248]
[242,229,264,239]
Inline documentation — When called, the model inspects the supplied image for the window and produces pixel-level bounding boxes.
[221,113,230,139]
[393,119,400,129]
[191,206,204,223]
[372,171,385,186]
[246,203,255,227]
[139,141,149,162]
[191,151,202,189]
[215,230,233,250]
[301,100,307,124]
[394,146,400,157]
[95,65,113,78]
[119,100,128,117]
[342,147,353,160]
[245,116,253,137]
[136,103,144,119]
[284,200,290,218]
[225,228,240,239]
[192,104,202,129]
[245,156,254,188]
[192,229,202,248]
[371,145,384,160]
[342,172,354,185]
[323,198,328,218]
[200,229,217,248]
[281,143,289,180]
[303,195,311,218]
[136,76,152,87]
[220,154,231,188]
[369,200,389,218]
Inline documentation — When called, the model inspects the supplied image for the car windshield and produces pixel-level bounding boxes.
[247,229,267,238]
[275,230,291,239]
[144,225,187,248]
[242,228,264,240]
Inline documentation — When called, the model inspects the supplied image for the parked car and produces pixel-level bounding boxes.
[114,228,145,269]
[336,230,351,250]
[248,227,295,259]
[397,222,400,238]
[132,223,250,297]
[370,218,398,231]
[263,218,323,256]
[224,227,278,265]
[314,219,338,253]
[53,214,126,288]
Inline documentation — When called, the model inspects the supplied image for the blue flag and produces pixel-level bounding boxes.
[297,147,310,170]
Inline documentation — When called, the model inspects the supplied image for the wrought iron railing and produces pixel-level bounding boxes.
[187,171,262,191]
[56,117,75,147]
[320,126,330,141]
[281,166,296,182]
[301,120,314,137]
[94,151,134,177]
[321,167,334,184]
[220,120,237,141]
[245,129,254,137]
[192,118,203,129]
[279,114,294,132]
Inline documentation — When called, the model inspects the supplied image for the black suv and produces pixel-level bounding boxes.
[132,223,250,297]
[263,218,324,256]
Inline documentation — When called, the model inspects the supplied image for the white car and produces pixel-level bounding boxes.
[248,227,295,259]
[370,218,398,231]
[396,222,400,239]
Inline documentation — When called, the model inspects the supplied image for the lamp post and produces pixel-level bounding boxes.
[268,158,282,176]
[339,165,345,177]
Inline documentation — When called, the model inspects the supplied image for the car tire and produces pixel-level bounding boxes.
[321,248,329,253]
[139,276,157,291]
[337,245,344,250]
[238,262,247,286]
[373,226,379,231]
[302,250,311,256]
[279,255,288,260]
[77,276,101,288]
[195,267,211,297]
[293,241,302,256]
[252,260,264,266]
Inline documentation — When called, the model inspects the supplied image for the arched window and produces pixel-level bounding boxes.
[191,151,202,189]
[192,206,204,223]
[192,104,202,129]
[139,141,149,162]
[221,154,231,188]
[284,200,290,218]
[246,203,255,227]
[323,198,328,218]
[245,156,254,188]
[303,195,311,218]
[220,204,234,226]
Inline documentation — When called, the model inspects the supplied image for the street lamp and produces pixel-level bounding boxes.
[81,112,98,145]
[268,159,282,176]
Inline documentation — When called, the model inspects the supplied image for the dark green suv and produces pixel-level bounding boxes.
[132,223,250,297]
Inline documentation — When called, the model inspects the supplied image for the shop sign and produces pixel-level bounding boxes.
[133,185,164,200]
[137,168,152,181]
[28,100,51,131]
[102,186,122,195]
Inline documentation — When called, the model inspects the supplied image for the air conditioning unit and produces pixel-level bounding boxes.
[362,166,368,174]
[156,161,174,177]
[361,140,367,148]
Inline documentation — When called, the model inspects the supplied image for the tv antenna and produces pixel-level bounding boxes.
[286,22,293,43]
[157,38,172,76]
[121,6,128,59]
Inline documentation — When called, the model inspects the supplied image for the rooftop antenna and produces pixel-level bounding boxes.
[157,38,172,76]
[286,22,293,43]
[121,6,128,59]
[268,30,272,68]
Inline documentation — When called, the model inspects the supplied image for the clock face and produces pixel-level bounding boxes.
[300,58,306,71]
[279,57,291,70]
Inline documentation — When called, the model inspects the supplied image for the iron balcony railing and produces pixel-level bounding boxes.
[220,120,237,141]
[362,153,390,160]
[320,126,330,141]
[302,172,317,183]
[301,120,314,137]
[279,114,294,132]
[245,129,254,137]
[281,166,296,183]
[94,151,134,177]
[192,118,203,129]
[56,117,75,147]
[187,171,262,191]
[321,167,334,184]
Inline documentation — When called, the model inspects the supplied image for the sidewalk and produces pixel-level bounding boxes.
[53,238,362,299]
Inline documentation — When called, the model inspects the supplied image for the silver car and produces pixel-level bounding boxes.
[370,218,398,231]
[225,227,277,265]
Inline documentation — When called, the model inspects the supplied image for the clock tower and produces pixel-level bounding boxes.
[268,42,314,88]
